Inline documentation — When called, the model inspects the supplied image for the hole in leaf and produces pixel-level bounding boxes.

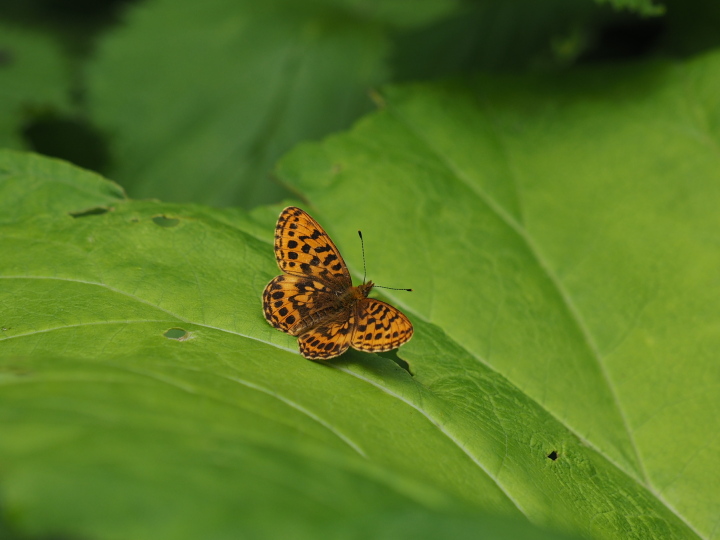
[70,207,110,218]
[547,450,558,461]
[164,328,189,341]
[153,215,180,227]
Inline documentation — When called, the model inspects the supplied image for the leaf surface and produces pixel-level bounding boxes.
[0,149,571,539]
[277,52,720,538]
[3,49,720,540]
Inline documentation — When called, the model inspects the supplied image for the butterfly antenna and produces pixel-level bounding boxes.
[358,230,367,285]
[357,230,413,292]
[375,285,413,291]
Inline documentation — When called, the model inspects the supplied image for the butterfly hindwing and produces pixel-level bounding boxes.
[298,311,356,360]
[274,207,351,287]
[351,299,413,353]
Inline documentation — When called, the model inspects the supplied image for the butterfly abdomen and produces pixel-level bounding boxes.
[289,301,349,336]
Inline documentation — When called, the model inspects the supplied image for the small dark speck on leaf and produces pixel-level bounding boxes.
[547,450,558,461]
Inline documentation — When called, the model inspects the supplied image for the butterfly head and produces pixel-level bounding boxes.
[359,280,374,298]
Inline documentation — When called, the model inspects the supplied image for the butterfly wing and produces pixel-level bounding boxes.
[274,206,351,288]
[351,298,413,353]
[298,311,356,360]
[263,275,339,336]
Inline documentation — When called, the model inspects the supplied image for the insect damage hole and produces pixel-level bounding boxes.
[70,207,110,218]
[164,328,190,341]
[152,215,180,227]
[547,450,559,461]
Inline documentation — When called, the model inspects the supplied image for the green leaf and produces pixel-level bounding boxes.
[0,23,71,148]
[3,49,719,539]
[87,0,455,209]
[0,149,577,539]
[277,52,720,538]
[0,149,124,225]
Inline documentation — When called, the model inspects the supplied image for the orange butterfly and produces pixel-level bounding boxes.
[262,207,413,360]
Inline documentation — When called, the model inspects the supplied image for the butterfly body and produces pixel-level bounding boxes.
[262,207,412,360]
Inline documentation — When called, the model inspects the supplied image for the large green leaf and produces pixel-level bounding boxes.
[2,50,719,540]
[0,150,575,539]
[277,52,720,538]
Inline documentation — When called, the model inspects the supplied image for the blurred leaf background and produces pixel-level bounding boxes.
[2,0,720,539]
[2,0,719,208]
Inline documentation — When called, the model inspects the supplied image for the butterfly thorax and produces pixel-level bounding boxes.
[349,281,374,302]
[331,281,375,311]
[288,281,373,336]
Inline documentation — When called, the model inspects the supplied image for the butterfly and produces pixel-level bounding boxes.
[262,207,413,360]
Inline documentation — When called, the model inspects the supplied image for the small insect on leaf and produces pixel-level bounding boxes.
[262,207,413,360]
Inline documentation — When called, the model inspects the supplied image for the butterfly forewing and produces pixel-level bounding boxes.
[351,299,413,353]
[263,274,341,335]
[274,206,351,288]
